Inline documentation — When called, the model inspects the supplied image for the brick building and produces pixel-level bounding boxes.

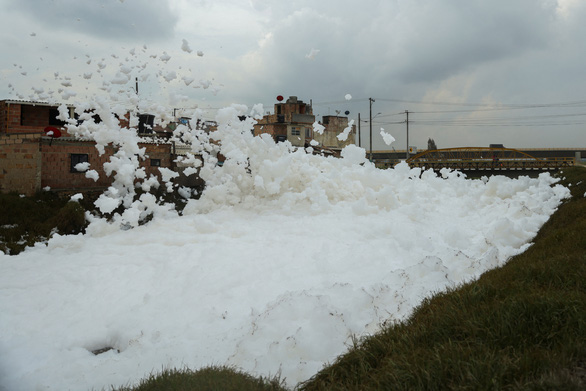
[0,100,173,196]
[253,96,356,150]
[253,96,314,147]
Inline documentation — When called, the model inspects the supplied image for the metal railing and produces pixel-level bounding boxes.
[404,147,575,171]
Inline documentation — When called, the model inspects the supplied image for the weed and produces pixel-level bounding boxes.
[109,366,287,391]
[0,192,88,254]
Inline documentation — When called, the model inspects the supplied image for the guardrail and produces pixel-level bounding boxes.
[404,147,575,171]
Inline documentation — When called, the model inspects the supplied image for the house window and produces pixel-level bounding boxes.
[70,154,89,173]
[138,114,155,134]
[75,112,102,125]
[305,128,311,138]
[49,108,66,127]
[150,159,161,167]
[291,127,300,136]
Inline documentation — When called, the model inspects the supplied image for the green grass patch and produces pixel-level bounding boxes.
[0,186,197,255]
[0,191,88,255]
[109,366,286,391]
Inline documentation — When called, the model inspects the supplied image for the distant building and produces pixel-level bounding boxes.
[253,96,314,147]
[0,99,173,196]
[253,96,356,152]
[315,115,356,150]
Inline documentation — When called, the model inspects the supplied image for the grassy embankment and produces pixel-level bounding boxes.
[297,167,586,390]
[0,191,88,255]
[0,188,188,255]
[1,168,584,390]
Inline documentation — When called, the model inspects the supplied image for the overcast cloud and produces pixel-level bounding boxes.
[1,0,584,149]
[11,1,178,41]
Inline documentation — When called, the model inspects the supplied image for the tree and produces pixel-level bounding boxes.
[427,138,438,151]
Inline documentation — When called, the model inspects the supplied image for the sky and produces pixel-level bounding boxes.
[1,0,585,150]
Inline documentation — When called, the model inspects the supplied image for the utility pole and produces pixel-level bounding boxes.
[405,110,409,160]
[358,113,361,147]
[369,98,375,162]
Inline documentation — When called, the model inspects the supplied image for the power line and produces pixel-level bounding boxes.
[373,97,586,109]
[412,112,586,123]
[312,98,369,106]
[409,106,585,114]
[412,121,586,127]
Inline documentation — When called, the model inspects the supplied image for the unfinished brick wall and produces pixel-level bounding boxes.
[0,102,24,134]
[141,143,173,178]
[40,139,113,191]
[0,101,8,133]
[1,101,179,194]
[40,141,174,191]
[0,101,78,137]
[0,134,42,195]
[253,120,287,139]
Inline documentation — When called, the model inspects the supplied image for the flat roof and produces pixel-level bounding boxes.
[1,99,74,108]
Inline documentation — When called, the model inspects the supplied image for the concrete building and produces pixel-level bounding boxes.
[314,115,356,150]
[253,96,356,152]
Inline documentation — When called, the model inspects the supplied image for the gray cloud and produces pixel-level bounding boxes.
[11,0,178,42]
[391,0,554,83]
[1,0,585,149]
[248,1,557,86]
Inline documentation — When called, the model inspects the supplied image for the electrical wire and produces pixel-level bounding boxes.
[373,97,586,109]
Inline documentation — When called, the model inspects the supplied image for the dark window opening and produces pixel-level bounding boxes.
[49,108,67,127]
[276,105,282,115]
[150,159,161,167]
[138,114,155,134]
[74,112,102,125]
[70,154,89,173]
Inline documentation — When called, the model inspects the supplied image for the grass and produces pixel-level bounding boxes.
[0,186,194,255]
[0,191,88,255]
[108,366,287,391]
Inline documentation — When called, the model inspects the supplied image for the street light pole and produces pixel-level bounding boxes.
[405,110,409,160]
[369,98,375,162]
[358,113,361,148]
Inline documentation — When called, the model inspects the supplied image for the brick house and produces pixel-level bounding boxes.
[0,100,174,196]
[252,96,356,151]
